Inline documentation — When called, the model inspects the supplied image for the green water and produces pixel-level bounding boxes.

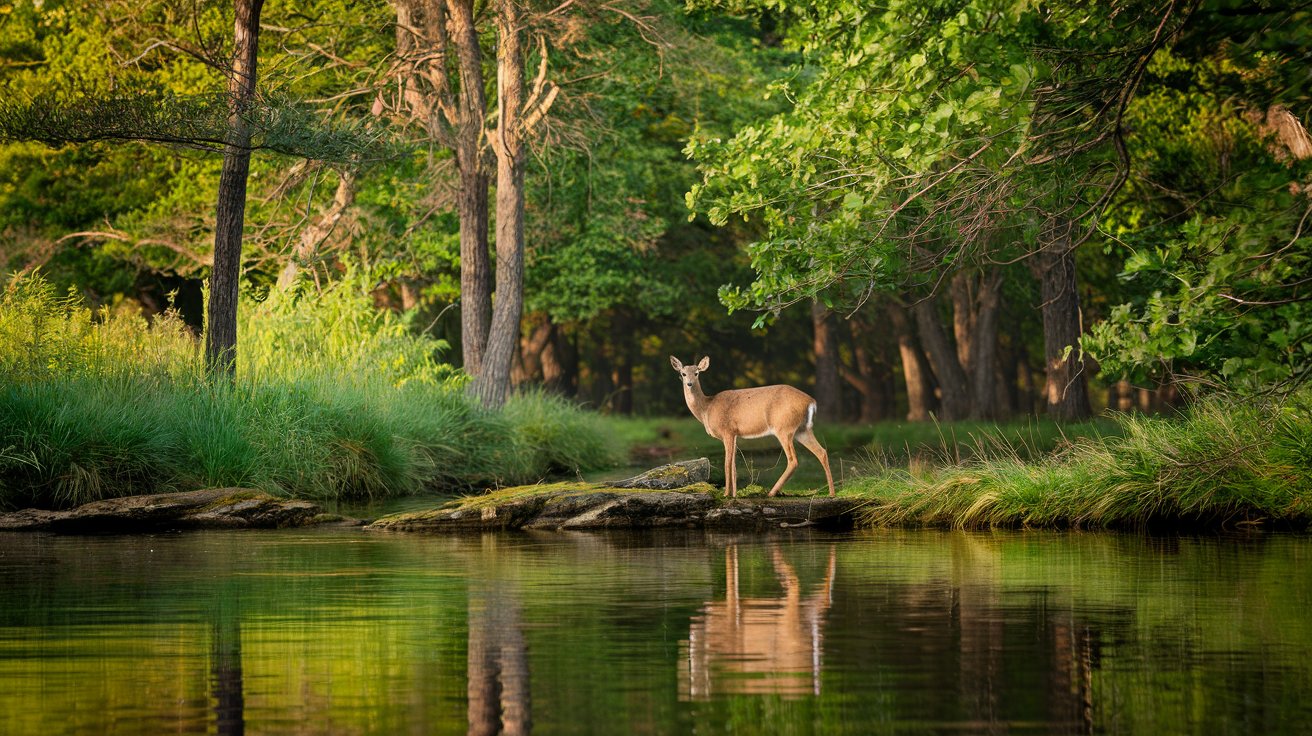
[1,529,1309,734]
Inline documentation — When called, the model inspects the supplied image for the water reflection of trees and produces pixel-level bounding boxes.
[462,534,533,736]
[467,586,531,736]
[210,609,245,736]
[832,533,1107,732]
[680,543,837,699]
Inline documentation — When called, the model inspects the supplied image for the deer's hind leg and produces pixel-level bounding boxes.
[797,428,835,497]
[768,430,799,497]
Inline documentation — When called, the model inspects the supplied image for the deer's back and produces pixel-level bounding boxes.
[706,384,816,438]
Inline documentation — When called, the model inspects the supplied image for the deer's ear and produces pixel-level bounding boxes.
[669,356,683,371]
[697,356,710,371]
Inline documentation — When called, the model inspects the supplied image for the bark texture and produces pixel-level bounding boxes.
[471,0,528,407]
[447,0,493,375]
[205,0,265,377]
[889,302,934,421]
[1035,244,1092,421]
[969,270,1003,420]
[394,0,493,374]
[913,295,973,421]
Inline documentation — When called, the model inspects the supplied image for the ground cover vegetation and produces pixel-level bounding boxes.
[0,0,1308,517]
[0,273,618,509]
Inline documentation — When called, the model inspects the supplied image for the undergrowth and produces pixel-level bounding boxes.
[0,273,620,509]
[850,393,1312,530]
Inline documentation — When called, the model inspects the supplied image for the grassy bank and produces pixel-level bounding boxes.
[606,414,1119,465]
[0,274,618,510]
[848,393,1312,530]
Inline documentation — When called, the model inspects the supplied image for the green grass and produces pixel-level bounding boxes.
[0,273,620,510]
[847,393,1312,530]
[604,414,1118,464]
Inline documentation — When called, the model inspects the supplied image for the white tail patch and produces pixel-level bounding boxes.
[806,402,816,430]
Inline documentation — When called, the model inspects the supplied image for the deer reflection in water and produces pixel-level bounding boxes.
[680,544,837,699]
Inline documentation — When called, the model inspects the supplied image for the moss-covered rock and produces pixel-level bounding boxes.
[604,458,711,490]
[367,459,863,532]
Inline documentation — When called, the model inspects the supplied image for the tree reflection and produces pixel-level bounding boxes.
[210,596,244,736]
[467,570,531,734]
[680,543,837,699]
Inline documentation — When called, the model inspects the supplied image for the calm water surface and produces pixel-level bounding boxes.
[1,528,1309,734]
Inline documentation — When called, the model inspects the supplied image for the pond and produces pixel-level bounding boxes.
[1,528,1309,734]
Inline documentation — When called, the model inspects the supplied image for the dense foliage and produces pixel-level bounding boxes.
[1,0,1309,423]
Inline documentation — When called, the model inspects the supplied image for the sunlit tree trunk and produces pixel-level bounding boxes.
[393,0,491,374]
[472,0,527,408]
[205,0,265,377]
[446,0,493,375]
[1033,226,1091,421]
[889,303,934,422]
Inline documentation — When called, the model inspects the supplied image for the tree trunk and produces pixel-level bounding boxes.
[610,313,633,415]
[1016,353,1037,416]
[969,270,1002,420]
[950,272,976,374]
[843,316,893,422]
[276,171,355,290]
[514,312,553,386]
[888,302,934,422]
[1034,245,1091,421]
[545,325,576,396]
[913,295,973,421]
[472,0,527,407]
[445,0,493,376]
[204,0,265,377]
[393,0,491,374]
[811,300,842,421]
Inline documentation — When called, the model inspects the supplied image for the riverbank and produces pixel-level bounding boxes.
[0,275,619,510]
[847,393,1312,530]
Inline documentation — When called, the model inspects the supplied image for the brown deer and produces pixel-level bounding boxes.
[669,356,835,498]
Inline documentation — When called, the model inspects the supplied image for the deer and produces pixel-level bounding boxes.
[669,356,835,498]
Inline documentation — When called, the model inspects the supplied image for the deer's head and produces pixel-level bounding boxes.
[669,355,710,390]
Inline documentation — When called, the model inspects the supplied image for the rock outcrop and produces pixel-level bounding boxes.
[368,459,863,533]
[603,457,711,490]
[0,488,357,533]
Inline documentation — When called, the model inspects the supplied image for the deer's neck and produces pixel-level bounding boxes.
[684,383,713,425]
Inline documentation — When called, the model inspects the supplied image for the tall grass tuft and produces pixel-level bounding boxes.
[0,272,620,509]
[851,393,1312,530]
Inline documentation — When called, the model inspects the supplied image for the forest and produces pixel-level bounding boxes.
[1,0,1310,526]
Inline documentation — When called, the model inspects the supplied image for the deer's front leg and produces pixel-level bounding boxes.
[723,436,738,498]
